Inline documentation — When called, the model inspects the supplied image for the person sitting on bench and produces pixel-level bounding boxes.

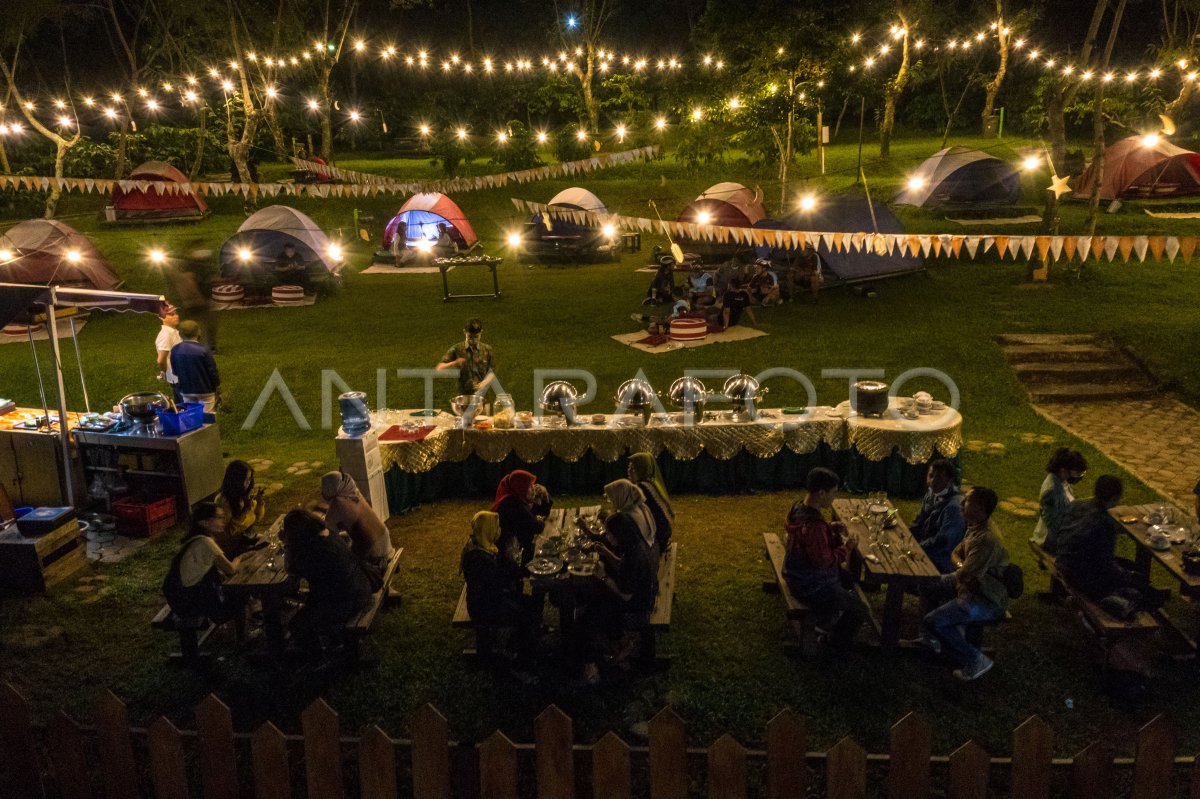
[782,467,868,650]
[627,452,674,554]
[1031,448,1087,554]
[910,459,966,574]
[162,503,246,626]
[321,471,394,581]
[911,487,1011,682]
[272,243,308,291]
[216,460,267,557]
[280,510,377,655]
[460,510,539,670]
[1055,476,1169,616]
[493,470,552,568]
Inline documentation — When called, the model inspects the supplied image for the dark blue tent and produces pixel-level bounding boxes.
[754,197,923,284]
[893,146,1020,208]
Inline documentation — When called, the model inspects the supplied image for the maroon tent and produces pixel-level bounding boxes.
[0,220,121,291]
[110,161,209,221]
[676,182,767,228]
[1076,136,1200,200]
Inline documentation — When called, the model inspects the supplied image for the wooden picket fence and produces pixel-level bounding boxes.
[0,681,1194,799]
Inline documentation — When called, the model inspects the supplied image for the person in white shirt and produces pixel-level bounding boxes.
[155,305,183,401]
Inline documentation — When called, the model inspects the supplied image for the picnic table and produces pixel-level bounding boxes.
[832,497,940,648]
[222,515,294,659]
[434,255,502,301]
[1111,503,1200,651]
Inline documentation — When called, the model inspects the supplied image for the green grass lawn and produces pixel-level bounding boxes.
[3,134,1200,756]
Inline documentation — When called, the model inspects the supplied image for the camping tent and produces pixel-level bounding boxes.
[383,193,478,250]
[755,196,923,284]
[109,161,209,222]
[532,187,608,234]
[219,205,340,283]
[0,220,121,290]
[522,187,616,261]
[893,147,1019,207]
[1076,135,1200,200]
[677,182,766,228]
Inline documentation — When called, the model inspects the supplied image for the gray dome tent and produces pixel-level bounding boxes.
[894,146,1019,208]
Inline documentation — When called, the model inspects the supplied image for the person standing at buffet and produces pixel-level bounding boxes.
[436,317,495,397]
[155,304,182,402]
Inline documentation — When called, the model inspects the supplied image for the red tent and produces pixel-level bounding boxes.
[109,161,209,221]
[1076,136,1200,200]
[383,193,478,249]
[0,220,121,290]
[676,182,767,228]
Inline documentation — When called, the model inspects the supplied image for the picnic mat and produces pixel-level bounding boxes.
[1145,210,1200,219]
[947,215,1042,226]
[213,295,317,311]
[378,424,438,442]
[0,317,88,345]
[361,263,453,275]
[611,325,767,353]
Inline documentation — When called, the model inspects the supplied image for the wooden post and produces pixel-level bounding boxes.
[826,737,866,799]
[147,717,189,799]
[592,732,631,799]
[707,735,746,799]
[1132,715,1177,799]
[411,705,450,799]
[765,709,807,799]
[1010,716,1052,799]
[358,725,397,799]
[534,706,574,799]
[0,683,46,799]
[479,731,518,799]
[251,723,292,799]
[94,690,140,799]
[302,699,345,799]
[946,741,989,799]
[887,713,931,799]
[648,708,688,799]
[46,711,92,799]
[196,695,239,799]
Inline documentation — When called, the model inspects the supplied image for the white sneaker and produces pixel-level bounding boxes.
[953,654,994,682]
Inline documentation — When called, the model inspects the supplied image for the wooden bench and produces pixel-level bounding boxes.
[151,605,217,665]
[1028,540,1159,668]
[762,533,813,646]
[345,547,404,637]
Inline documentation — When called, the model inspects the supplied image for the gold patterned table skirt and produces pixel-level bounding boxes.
[374,408,963,475]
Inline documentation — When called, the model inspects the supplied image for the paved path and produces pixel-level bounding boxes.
[1035,397,1199,511]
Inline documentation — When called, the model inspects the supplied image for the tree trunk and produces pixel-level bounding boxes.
[982,12,1010,132]
[114,124,129,179]
[1086,83,1106,234]
[320,72,334,162]
[264,100,288,162]
[0,137,10,174]
[879,18,910,159]
[465,0,475,52]
[189,106,208,180]
[832,95,849,141]
[46,141,68,218]
[1046,87,1068,173]
[580,47,599,131]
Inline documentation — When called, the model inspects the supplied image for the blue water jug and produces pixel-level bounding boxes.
[338,391,371,436]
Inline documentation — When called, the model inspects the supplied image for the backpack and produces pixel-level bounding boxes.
[1001,563,1024,599]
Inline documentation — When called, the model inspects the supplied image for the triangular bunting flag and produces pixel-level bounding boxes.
[1103,237,1120,262]
[1133,236,1149,263]
[995,236,1009,259]
[1181,237,1198,261]
[1165,237,1180,262]
[1035,237,1050,262]
[964,236,980,259]
[1049,237,1064,262]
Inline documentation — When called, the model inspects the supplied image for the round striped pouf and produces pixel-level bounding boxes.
[212,284,245,304]
[3,322,45,337]
[669,317,708,342]
[272,285,305,306]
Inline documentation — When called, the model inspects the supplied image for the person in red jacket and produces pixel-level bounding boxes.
[782,467,868,649]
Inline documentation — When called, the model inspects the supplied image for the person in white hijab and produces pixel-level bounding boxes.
[603,478,657,549]
[321,471,393,570]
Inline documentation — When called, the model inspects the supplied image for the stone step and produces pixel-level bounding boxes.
[1028,382,1160,403]
[995,333,1099,347]
[1001,343,1120,364]
[1013,361,1146,383]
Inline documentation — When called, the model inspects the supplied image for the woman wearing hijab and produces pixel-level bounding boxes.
[321,472,394,575]
[460,510,538,666]
[216,460,267,556]
[492,470,551,567]
[627,453,674,554]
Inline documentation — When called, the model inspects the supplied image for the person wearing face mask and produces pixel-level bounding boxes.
[436,317,495,397]
[1031,448,1087,554]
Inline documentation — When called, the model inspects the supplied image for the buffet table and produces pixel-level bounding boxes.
[355,402,963,514]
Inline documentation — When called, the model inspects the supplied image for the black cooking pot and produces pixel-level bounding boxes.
[851,380,890,417]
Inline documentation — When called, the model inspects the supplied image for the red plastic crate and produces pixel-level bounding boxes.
[111,495,177,539]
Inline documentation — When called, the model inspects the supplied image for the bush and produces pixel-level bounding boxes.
[62,138,119,179]
[552,125,593,163]
[674,121,728,171]
[489,120,541,171]
[428,129,474,177]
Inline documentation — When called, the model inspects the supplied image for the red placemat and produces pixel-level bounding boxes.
[635,333,670,346]
[379,424,437,442]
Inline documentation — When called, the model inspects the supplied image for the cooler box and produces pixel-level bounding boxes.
[16,507,76,537]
